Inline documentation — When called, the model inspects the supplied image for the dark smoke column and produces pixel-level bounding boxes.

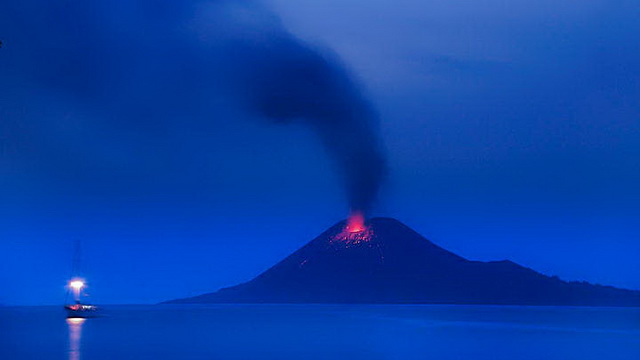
[243,38,386,218]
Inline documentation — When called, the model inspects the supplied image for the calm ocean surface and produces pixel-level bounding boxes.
[1,304,639,359]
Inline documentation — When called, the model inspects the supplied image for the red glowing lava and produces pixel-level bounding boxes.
[331,212,373,245]
[346,212,365,233]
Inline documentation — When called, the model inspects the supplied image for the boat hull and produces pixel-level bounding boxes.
[64,304,100,318]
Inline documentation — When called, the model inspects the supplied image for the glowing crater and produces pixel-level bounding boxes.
[331,212,374,245]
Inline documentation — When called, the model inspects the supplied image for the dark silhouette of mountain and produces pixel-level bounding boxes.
[167,218,640,306]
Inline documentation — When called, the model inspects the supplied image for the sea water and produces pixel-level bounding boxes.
[1,304,639,359]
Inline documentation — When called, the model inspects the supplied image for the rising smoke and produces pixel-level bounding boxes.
[240,36,387,216]
[0,0,386,215]
[219,2,387,216]
[182,0,386,216]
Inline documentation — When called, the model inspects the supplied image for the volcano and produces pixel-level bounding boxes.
[168,218,640,306]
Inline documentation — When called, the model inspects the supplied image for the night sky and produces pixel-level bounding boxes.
[1,0,639,305]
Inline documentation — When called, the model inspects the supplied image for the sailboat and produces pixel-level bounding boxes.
[64,241,100,318]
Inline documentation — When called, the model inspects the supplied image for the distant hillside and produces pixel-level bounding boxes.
[167,218,640,306]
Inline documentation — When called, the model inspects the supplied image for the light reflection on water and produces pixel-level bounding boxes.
[66,318,85,360]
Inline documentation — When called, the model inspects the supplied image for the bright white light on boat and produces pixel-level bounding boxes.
[69,280,85,290]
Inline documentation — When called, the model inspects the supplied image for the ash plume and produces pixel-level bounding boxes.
[240,38,387,216]
[0,0,386,215]
[205,1,387,216]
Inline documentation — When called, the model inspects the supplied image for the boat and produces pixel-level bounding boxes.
[64,241,100,318]
[65,301,99,318]
[64,279,99,318]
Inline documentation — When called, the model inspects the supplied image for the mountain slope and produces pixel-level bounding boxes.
[168,218,640,306]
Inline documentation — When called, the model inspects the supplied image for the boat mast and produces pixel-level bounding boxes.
[67,240,85,304]
[71,240,82,279]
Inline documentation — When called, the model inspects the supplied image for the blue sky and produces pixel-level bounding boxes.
[1,0,638,305]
